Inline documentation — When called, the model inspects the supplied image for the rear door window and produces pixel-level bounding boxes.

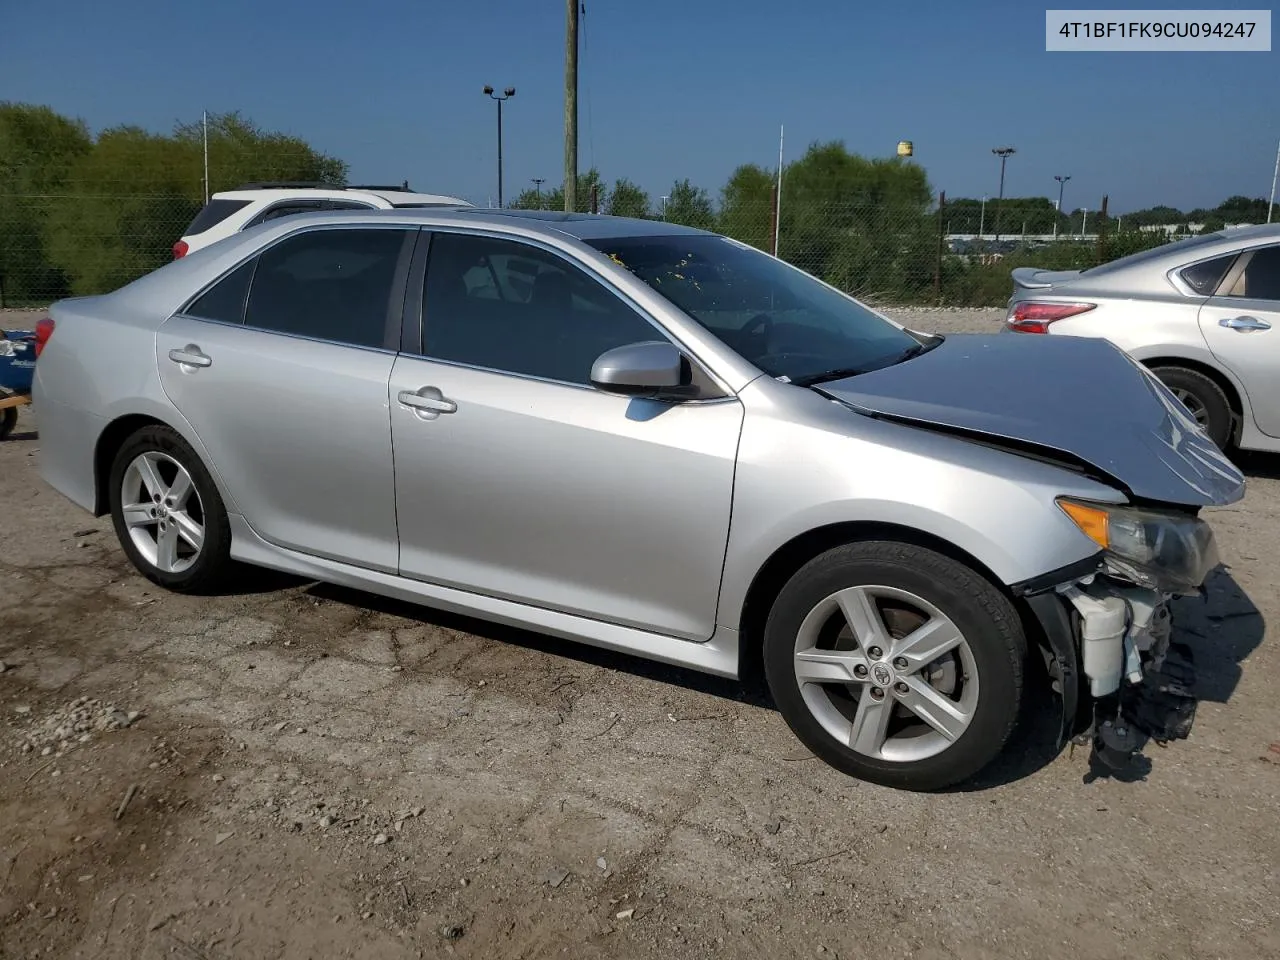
[246,201,326,228]
[182,199,252,237]
[242,228,415,348]
[1228,246,1280,301]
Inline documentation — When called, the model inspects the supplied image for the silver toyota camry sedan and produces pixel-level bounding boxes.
[32,207,1245,791]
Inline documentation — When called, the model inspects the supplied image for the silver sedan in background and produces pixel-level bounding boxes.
[1006,223,1280,451]
[32,208,1243,790]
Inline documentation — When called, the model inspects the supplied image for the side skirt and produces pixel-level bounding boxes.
[227,515,741,679]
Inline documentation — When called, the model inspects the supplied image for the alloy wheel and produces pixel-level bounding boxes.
[119,451,206,574]
[1170,387,1210,429]
[791,584,979,763]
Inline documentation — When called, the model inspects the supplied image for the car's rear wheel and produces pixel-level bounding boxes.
[762,541,1025,791]
[1150,365,1232,449]
[0,388,17,441]
[108,425,232,593]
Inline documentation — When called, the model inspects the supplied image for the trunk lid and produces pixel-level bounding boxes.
[816,333,1245,507]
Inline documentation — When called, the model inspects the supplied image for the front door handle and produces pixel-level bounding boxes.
[1219,315,1272,332]
[398,386,457,419]
[168,345,212,368]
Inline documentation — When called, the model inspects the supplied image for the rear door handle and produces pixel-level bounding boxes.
[398,386,457,418]
[168,345,212,368]
[1219,315,1271,332]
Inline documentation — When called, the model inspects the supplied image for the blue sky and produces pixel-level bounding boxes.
[1,0,1276,214]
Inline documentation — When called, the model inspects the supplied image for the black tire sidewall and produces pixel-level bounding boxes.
[762,541,1025,792]
[108,425,231,592]
[0,388,16,440]
[1151,366,1232,449]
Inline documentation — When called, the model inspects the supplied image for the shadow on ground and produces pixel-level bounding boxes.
[239,561,1265,793]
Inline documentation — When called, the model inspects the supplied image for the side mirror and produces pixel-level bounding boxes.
[590,341,694,399]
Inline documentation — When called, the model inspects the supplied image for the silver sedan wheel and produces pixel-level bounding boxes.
[119,451,205,574]
[1170,387,1210,429]
[792,585,979,763]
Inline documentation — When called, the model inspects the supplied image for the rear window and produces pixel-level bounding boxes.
[1081,231,1224,277]
[183,199,253,237]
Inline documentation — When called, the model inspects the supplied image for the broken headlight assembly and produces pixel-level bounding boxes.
[1056,497,1220,595]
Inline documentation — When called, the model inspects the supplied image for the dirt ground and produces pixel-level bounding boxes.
[2,307,1278,960]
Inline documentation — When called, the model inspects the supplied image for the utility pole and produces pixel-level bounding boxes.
[564,0,579,212]
[1269,138,1279,223]
[1053,174,1070,239]
[991,146,1015,243]
[532,178,545,209]
[202,110,209,203]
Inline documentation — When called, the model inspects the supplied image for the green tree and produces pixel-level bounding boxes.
[1216,195,1269,224]
[718,164,775,250]
[42,111,348,295]
[663,178,715,229]
[510,168,608,213]
[771,142,934,298]
[0,103,92,303]
[173,111,347,193]
[607,178,650,218]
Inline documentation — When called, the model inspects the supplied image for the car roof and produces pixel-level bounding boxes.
[211,187,469,206]
[286,205,718,240]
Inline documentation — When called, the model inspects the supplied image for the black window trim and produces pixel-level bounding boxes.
[1170,250,1241,298]
[406,226,734,399]
[174,223,420,355]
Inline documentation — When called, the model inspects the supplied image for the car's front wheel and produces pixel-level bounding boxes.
[1149,365,1233,450]
[763,541,1026,791]
[108,425,233,593]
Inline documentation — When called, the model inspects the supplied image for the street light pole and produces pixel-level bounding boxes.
[531,178,545,209]
[991,146,1016,242]
[483,85,516,207]
[1053,174,1071,240]
[979,195,986,239]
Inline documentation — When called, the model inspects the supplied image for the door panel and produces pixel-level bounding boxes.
[1198,246,1280,437]
[390,356,743,640]
[156,316,399,571]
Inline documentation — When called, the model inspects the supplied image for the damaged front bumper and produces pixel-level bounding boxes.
[1022,555,1210,779]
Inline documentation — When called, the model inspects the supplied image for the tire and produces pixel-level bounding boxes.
[0,387,18,440]
[108,424,233,593]
[762,540,1026,792]
[1150,365,1232,450]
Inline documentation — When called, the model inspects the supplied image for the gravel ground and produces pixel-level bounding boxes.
[1,309,1278,960]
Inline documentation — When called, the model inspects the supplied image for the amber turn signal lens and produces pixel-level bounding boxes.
[1057,499,1110,549]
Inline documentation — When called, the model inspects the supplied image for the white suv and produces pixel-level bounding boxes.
[172,182,470,258]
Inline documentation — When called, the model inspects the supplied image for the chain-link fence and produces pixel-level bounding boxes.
[0,189,1180,309]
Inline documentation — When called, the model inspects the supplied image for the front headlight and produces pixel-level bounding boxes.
[1056,497,1220,594]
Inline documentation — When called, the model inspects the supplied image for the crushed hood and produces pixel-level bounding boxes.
[817,333,1245,507]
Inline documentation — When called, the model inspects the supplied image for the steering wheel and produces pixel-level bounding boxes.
[742,312,774,341]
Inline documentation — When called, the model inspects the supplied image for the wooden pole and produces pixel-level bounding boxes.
[564,0,578,212]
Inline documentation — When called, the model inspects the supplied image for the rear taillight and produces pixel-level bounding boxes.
[172,239,189,259]
[1007,301,1097,334]
[34,317,54,357]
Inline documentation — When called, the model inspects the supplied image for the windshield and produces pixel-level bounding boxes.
[585,234,924,383]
